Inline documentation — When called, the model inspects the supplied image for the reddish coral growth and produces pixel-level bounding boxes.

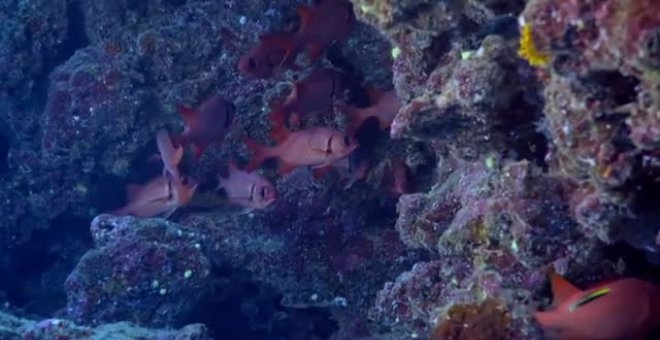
[431,299,510,340]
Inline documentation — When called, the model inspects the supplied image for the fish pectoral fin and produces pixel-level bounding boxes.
[147,196,171,204]
[161,208,177,219]
[237,208,256,216]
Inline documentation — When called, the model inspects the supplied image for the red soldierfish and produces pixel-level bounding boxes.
[238,34,297,78]
[216,160,277,210]
[245,127,358,175]
[534,272,660,340]
[177,96,235,159]
[156,129,183,180]
[111,175,198,218]
[339,88,402,135]
[272,68,345,126]
[293,0,354,62]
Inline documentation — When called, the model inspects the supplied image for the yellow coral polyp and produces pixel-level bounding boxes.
[518,23,550,67]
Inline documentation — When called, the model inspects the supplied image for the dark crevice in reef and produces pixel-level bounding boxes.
[584,71,640,107]
[32,0,90,125]
[186,273,339,340]
[166,0,188,7]
[0,215,93,316]
[61,1,91,63]
[422,31,453,75]
[603,242,660,281]
[88,173,128,214]
[499,91,549,168]
[0,127,9,173]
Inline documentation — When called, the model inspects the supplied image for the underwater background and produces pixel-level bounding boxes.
[2,0,660,339]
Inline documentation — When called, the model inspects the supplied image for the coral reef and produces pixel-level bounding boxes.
[431,298,510,340]
[373,160,601,337]
[65,215,213,326]
[0,309,209,340]
[2,0,660,338]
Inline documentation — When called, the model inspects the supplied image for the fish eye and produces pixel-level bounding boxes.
[248,58,257,69]
[343,136,350,146]
[259,186,266,198]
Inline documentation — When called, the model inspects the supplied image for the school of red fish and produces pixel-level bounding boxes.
[111,0,405,218]
[108,0,660,338]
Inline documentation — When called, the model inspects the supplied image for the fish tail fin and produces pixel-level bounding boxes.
[244,138,271,172]
[270,102,290,142]
[337,104,369,135]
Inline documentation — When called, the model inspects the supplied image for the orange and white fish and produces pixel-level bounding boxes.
[534,272,660,340]
[245,127,358,175]
[216,160,276,210]
[338,89,402,134]
[156,129,183,180]
[111,175,198,218]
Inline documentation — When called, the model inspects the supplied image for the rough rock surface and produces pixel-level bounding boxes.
[0,309,209,340]
[2,0,660,338]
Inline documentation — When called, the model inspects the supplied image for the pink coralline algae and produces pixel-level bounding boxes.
[376,160,600,337]
[4,0,660,338]
[65,215,213,326]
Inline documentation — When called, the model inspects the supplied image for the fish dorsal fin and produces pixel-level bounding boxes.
[549,272,581,306]
[297,6,313,30]
[177,106,197,128]
[126,184,142,201]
